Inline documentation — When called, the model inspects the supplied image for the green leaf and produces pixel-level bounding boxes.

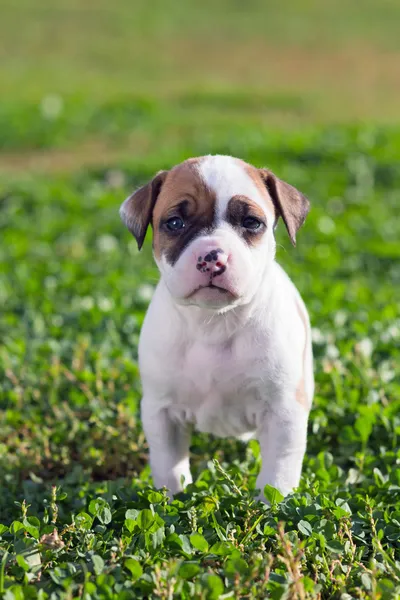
[147,491,164,504]
[125,518,137,533]
[125,558,143,580]
[25,549,41,569]
[0,525,8,536]
[361,572,372,591]
[125,509,139,521]
[225,556,249,577]
[209,541,234,556]
[298,520,313,537]
[99,507,111,525]
[333,507,351,519]
[301,576,316,592]
[137,509,155,531]
[335,499,352,514]
[16,555,29,572]
[89,500,99,516]
[167,533,183,549]
[202,574,224,599]
[75,512,93,530]
[190,533,209,552]
[202,496,219,515]
[325,540,345,554]
[24,517,40,528]
[89,498,112,524]
[178,534,192,556]
[151,526,165,549]
[92,554,105,575]
[263,485,284,505]
[179,561,201,579]
[22,516,40,539]
[10,521,25,534]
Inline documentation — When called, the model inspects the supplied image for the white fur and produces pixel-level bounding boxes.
[197,155,275,222]
[136,156,314,501]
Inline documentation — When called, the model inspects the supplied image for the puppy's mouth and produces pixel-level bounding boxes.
[204,283,229,293]
[186,283,237,300]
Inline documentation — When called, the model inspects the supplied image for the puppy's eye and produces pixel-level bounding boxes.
[165,216,185,231]
[242,216,263,231]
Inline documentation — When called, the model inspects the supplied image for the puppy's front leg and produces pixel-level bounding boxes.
[141,400,192,496]
[256,404,309,500]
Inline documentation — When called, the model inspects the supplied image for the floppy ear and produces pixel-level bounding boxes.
[119,170,168,250]
[259,169,310,246]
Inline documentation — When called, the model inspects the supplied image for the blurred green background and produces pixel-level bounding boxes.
[1,0,400,172]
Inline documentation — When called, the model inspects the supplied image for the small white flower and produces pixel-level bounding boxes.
[97,235,118,253]
[45,276,57,289]
[137,284,154,302]
[326,344,339,359]
[380,362,395,383]
[40,94,63,120]
[334,311,347,327]
[356,338,373,359]
[318,216,336,235]
[98,297,114,312]
[80,296,94,311]
[106,170,126,189]
[312,328,325,344]
[388,324,400,339]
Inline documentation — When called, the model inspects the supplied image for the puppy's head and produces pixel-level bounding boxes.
[120,156,309,310]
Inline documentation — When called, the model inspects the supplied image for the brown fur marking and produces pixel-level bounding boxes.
[242,162,277,219]
[152,160,217,264]
[226,195,267,246]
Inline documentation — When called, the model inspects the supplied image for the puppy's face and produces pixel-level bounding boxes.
[120,156,309,310]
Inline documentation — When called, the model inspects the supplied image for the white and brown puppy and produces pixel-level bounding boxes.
[120,155,314,502]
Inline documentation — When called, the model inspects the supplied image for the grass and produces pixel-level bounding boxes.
[2,0,400,174]
[1,127,400,598]
[1,1,400,598]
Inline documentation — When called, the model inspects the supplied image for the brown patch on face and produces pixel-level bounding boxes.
[242,162,277,216]
[152,160,217,265]
[295,297,309,410]
[226,196,267,246]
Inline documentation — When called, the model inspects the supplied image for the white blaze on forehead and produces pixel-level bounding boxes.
[196,155,274,222]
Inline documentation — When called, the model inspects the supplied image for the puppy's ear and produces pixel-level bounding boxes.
[120,170,168,250]
[259,169,310,246]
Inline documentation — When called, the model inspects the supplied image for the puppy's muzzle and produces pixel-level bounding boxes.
[196,248,228,278]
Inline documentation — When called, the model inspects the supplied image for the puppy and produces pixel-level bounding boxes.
[120,155,314,502]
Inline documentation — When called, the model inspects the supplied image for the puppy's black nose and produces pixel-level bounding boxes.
[203,248,224,263]
[196,248,228,277]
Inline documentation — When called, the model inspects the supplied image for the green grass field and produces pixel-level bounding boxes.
[1,1,400,598]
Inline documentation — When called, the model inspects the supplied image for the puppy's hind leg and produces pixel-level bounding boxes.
[141,400,193,496]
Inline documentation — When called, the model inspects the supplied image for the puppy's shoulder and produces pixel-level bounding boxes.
[262,262,310,357]
[271,262,309,320]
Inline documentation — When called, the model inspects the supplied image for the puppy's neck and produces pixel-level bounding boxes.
[160,263,277,345]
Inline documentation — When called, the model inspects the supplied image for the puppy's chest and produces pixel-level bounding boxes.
[167,336,269,437]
